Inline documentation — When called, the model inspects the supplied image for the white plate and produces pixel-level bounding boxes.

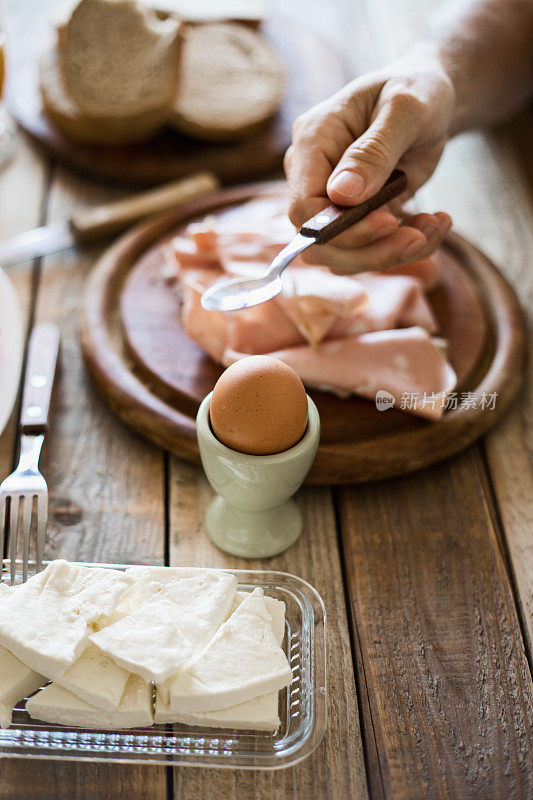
[0,267,23,437]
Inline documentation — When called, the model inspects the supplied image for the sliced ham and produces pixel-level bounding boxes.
[213,195,295,244]
[169,193,455,420]
[170,237,220,275]
[329,273,438,338]
[181,274,229,363]
[181,279,304,362]
[224,327,456,420]
[275,268,368,346]
[176,195,294,280]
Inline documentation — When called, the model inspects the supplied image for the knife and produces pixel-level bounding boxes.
[201,169,408,312]
[0,171,220,268]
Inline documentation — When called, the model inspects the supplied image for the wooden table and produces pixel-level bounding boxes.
[1,0,532,798]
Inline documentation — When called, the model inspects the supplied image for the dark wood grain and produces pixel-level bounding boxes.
[337,446,533,799]
[0,761,167,800]
[6,11,345,186]
[80,181,527,483]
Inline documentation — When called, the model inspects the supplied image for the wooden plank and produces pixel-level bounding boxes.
[0,165,168,796]
[168,459,368,800]
[30,166,166,565]
[414,125,533,655]
[422,124,533,657]
[0,761,167,800]
[361,0,533,660]
[342,5,533,793]
[338,447,533,799]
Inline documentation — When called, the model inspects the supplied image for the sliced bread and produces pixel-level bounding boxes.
[57,0,182,119]
[170,22,285,142]
[40,47,169,145]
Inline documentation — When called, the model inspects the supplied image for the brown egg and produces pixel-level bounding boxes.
[210,356,308,455]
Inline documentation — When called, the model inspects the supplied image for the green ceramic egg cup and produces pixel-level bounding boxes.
[196,393,320,558]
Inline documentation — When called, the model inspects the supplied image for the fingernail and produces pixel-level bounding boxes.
[372,225,397,241]
[329,169,366,200]
[401,239,425,262]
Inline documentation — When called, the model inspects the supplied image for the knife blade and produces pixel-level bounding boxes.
[0,172,219,268]
[0,222,76,267]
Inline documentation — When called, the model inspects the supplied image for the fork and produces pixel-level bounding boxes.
[1,323,60,584]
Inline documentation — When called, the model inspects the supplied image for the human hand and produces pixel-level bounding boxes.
[284,48,454,273]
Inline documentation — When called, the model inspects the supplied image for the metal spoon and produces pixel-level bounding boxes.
[201,169,407,312]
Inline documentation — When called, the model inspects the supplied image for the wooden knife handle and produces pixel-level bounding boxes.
[299,169,407,245]
[69,171,220,242]
[20,324,60,434]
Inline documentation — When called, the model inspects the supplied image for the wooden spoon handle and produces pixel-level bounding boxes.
[70,172,220,242]
[299,169,407,245]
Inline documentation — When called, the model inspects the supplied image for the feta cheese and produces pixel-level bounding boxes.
[54,644,130,710]
[155,691,280,731]
[155,591,286,730]
[168,588,292,713]
[123,566,237,614]
[91,569,237,683]
[0,561,132,678]
[0,645,44,728]
[25,674,153,729]
[229,591,286,645]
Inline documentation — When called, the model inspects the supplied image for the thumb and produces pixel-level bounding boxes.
[327,99,415,205]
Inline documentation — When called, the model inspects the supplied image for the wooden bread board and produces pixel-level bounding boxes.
[6,12,345,187]
[80,181,527,484]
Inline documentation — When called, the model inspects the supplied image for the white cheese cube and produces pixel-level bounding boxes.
[123,566,237,614]
[92,600,132,631]
[229,591,286,645]
[168,588,292,713]
[54,644,130,710]
[154,691,280,731]
[156,590,286,730]
[91,569,237,683]
[157,586,286,706]
[25,674,153,729]
[0,561,132,678]
[0,645,44,728]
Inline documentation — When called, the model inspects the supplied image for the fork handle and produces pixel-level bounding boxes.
[299,169,407,245]
[20,324,60,434]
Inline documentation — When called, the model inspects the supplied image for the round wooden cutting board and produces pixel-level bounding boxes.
[80,182,526,484]
[6,16,345,187]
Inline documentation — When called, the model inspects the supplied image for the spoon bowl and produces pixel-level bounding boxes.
[200,171,407,313]
[201,274,283,312]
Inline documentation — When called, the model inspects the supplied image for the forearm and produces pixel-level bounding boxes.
[421,0,533,133]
